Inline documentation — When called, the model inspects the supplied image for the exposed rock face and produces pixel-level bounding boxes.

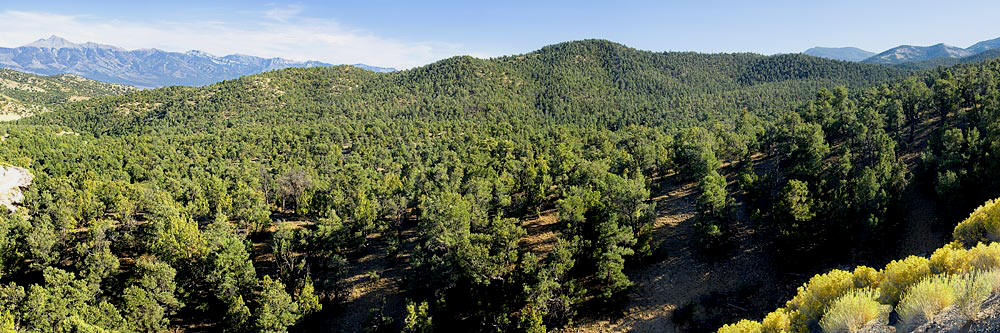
[859,320,897,333]
[0,166,32,213]
[968,293,1000,332]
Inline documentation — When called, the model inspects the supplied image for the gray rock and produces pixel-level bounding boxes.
[0,166,32,213]
[859,319,896,333]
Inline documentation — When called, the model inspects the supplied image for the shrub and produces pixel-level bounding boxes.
[896,275,958,329]
[967,242,1000,271]
[852,266,881,289]
[929,242,970,275]
[717,319,762,333]
[760,309,791,333]
[953,198,1000,246]
[404,300,432,333]
[954,270,1000,320]
[878,256,931,304]
[785,270,854,331]
[819,289,889,333]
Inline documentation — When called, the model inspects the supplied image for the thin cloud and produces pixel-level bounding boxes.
[0,9,466,69]
[263,4,303,22]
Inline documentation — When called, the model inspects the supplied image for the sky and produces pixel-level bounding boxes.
[1,0,999,69]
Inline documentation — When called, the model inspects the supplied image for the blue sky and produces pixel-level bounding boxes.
[1,0,999,68]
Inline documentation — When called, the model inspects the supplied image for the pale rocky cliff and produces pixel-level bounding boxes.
[0,166,32,212]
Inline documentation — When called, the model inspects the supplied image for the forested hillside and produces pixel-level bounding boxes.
[717,58,1000,332]
[0,69,134,120]
[0,39,983,332]
[29,40,909,133]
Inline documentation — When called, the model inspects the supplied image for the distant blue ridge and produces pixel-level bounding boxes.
[0,36,397,88]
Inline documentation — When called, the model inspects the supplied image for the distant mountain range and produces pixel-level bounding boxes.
[804,36,1000,66]
[0,36,396,88]
[864,43,973,65]
[803,47,875,62]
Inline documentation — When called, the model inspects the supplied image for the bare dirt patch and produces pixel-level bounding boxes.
[566,175,778,332]
[521,209,560,255]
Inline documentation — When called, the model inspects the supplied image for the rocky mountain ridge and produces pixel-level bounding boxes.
[0,36,396,88]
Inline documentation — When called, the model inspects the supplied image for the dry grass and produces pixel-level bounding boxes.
[897,275,959,329]
[519,209,560,254]
[819,289,889,333]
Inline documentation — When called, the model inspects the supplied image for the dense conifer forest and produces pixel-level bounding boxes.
[0,39,999,332]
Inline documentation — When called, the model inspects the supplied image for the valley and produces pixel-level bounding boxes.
[0,18,999,333]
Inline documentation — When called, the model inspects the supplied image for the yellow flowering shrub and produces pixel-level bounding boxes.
[717,319,762,333]
[852,266,881,289]
[929,242,970,275]
[954,198,1000,246]
[967,242,1000,271]
[878,256,931,304]
[760,308,791,333]
[785,270,854,331]
[819,289,890,333]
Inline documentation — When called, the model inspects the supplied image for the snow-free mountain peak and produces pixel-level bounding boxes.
[803,47,875,62]
[863,43,973,65]
[968,37,1000,53]
[804,36,1000,66]
[24,35,124,51]
[24,35,77,49]
[1,36,397,88]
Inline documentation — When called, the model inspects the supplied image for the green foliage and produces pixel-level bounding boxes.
[558,186,638,300]
[778,180,815,224]
[123,256,181,331]
[698,170,728,216]
[296,275,322,317]
[0,69,134,118]
[404,300,433,333]
[0,39,941,331]
[676,127,721,180]
[254,276,301,333]
[12,267,124,331]
[753,84,907,250]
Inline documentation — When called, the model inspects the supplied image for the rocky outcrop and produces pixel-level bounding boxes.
[0,166,32,212]
[968,293,1000,332]
[859,320,896,333]
[909,293,1000,332]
